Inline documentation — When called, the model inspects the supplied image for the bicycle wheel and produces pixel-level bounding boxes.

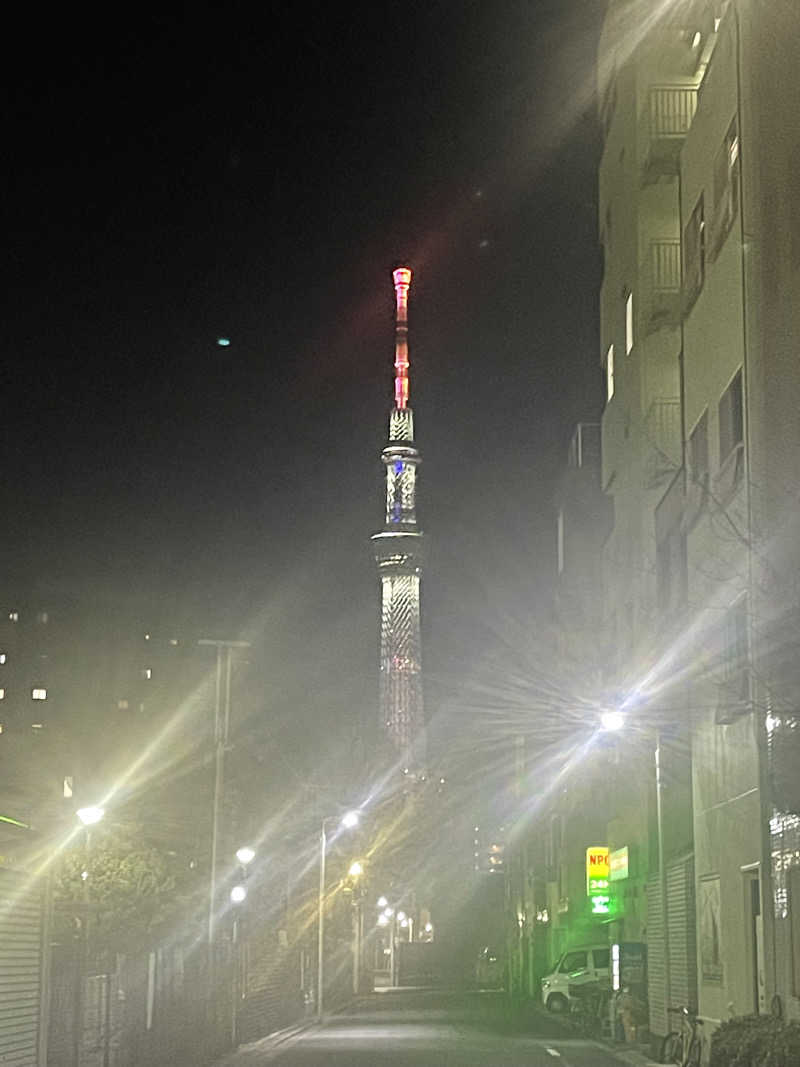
[685,1036,701,1067]
[661,1031,683,1065]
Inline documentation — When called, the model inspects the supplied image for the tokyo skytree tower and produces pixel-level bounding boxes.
[371,267,425,767]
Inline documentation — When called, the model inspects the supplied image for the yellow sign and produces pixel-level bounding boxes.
[586,846,610,896]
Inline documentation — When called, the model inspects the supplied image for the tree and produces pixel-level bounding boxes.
[54,822,203,954]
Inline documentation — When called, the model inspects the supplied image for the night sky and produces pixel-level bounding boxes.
[6,3,604,778]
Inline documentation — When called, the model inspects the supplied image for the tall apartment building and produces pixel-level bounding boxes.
[597,0,800,1043]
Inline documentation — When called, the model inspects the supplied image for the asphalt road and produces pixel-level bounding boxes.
[219,990,639,1066]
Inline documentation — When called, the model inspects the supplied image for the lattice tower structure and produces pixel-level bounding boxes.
[371,267,426,768]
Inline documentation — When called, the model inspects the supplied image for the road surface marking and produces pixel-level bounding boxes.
[546,1048,561,1057]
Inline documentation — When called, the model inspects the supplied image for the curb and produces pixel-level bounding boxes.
[214,1017,320,1064]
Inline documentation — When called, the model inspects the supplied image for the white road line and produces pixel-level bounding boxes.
[545,1048,562,1057]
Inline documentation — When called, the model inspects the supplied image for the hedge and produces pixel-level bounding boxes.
[709,1014,800,1067]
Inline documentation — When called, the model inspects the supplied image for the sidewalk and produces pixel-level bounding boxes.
[213,1017,319,1065]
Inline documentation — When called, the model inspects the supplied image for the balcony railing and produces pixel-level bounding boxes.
[646,240,681,332]
[644,398,682,487]
[640,86,697,182]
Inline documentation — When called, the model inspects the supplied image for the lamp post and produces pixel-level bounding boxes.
[317,811,359,1020]
[198,637,250,1040]
[230,847,253,1049]
[75,807,105,1067]
[600,713,670,1032]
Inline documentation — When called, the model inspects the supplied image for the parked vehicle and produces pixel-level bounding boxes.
[541,945,611,1013]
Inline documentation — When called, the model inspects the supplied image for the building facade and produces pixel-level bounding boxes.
[595,0,800,1044]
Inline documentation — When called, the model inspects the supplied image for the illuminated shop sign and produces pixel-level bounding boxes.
[586,846,610,914]
[610,846,629,882]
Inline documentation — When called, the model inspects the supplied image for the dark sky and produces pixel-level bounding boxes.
[5,2,605,773]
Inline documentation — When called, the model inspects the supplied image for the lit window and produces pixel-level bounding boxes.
[143,668,152,680]
[31,723,43,730]
[0,690,5,700]
[37,611,49,624]
[557,509,565,574]
[144,633,150,641]
[606,344,615,402]
[32,688,47,701]
[117,699,129,710]
[625,292,634,354]
[0,654,6,665]
[63,776,73,798]
[169,638,178,646]
[8,612,18,623]
[0,724,4,734]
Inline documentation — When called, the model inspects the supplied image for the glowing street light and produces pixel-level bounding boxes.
[230,885,247,904]
[600,710,625,732]
[236,846,255,866]
[76,806,105,826]
[377,895,388,908]
[396,910,406,922]
[377,913,389,927]
[383,906,394,917]
[348,860,364,878]
[318,811,360,1020]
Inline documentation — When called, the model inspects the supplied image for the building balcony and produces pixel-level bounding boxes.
[645,239,681,333]
[644,398,682,488]
[639,86,697,184]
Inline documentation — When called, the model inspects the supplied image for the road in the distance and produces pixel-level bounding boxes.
[218,990,642,1067]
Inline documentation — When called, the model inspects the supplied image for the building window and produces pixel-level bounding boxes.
[31,688,47,701]
[625,291,634,354]
[36,611,49,624]
[719,369,743,466]
[684,194,705,310]
[711,117,740,256]
[717,595,749,722]
[31,723,43,730]
[143,668,152,680]
[0,654,6,665]
[557,509,565,575]
[606,344,615,402]
[657,527,688,619]
[0,689,5,700]
[117,699,129,710]
[8,612,18,623]
[690,410,709,488]
[63,776,73,798]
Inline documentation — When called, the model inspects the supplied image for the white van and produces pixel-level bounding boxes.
[541,944,610,1012]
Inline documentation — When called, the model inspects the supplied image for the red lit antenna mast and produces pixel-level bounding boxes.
[393,267,412,410]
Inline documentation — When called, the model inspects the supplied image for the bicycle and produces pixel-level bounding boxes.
[662,1005,703,1066]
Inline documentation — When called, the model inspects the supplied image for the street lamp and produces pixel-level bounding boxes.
[236,846,255,866]
[230,885,247,904]
[74,806,104,1067]
[348,860,364,878]
[318,811,359,1020]
[600,710,625,732]
[76,806,105,827]
[377,895,388,909]
[599,711,670,1031]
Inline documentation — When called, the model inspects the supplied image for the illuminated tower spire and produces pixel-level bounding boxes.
[371,267,425,767]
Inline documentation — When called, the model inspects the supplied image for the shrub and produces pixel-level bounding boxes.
[709,1014,800,1067]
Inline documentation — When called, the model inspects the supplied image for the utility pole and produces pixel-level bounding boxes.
[199,638,250,1039]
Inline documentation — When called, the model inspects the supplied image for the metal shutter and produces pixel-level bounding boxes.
[0,867,44,1065]
[647,854,697,1040]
